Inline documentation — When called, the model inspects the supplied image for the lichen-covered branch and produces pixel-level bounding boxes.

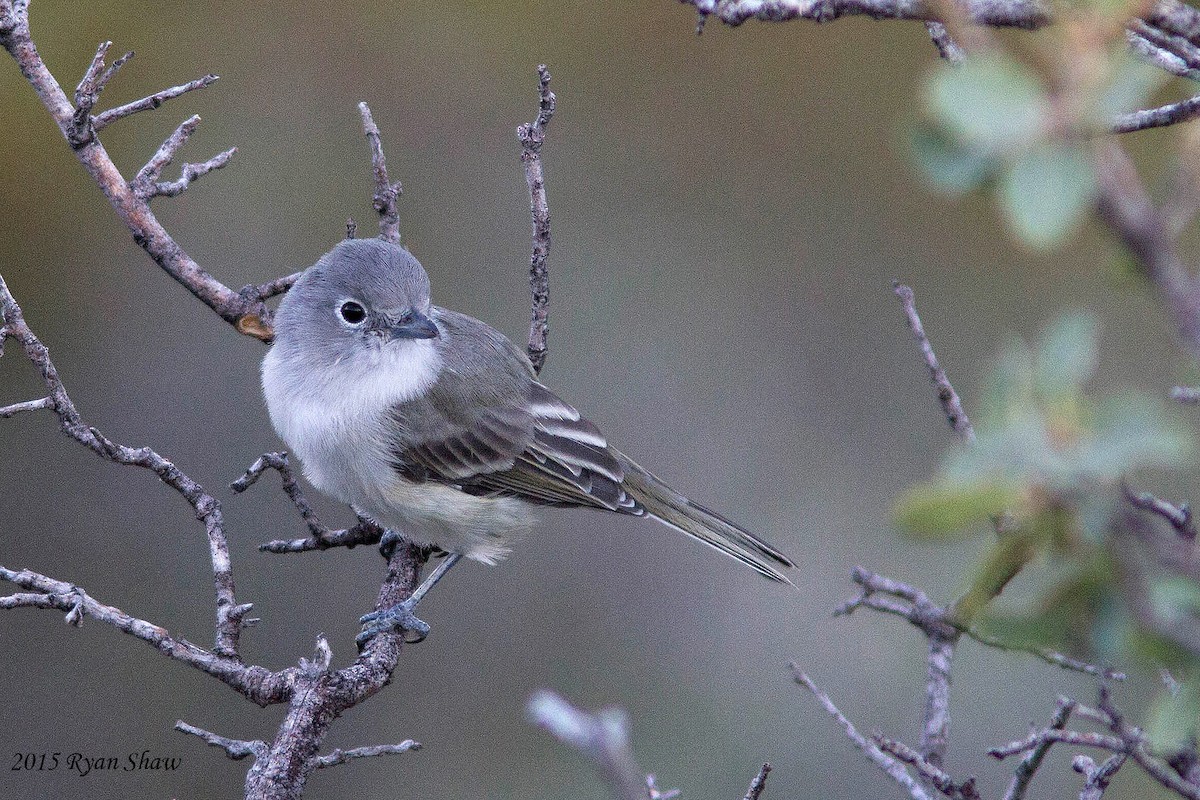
[517,65,556,375]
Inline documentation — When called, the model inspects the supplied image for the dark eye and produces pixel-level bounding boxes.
[339,301,366,324]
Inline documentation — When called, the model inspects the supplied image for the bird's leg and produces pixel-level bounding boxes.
[356,550,463,649]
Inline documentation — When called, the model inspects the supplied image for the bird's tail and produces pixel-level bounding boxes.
[613,451,796,584]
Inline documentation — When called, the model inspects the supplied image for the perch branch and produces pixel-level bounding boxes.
[312,741,422,768]
[517,65,556,375]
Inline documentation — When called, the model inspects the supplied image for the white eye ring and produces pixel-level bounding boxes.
[338,300,367,325]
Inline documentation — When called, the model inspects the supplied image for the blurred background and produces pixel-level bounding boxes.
[0,1,1194,798]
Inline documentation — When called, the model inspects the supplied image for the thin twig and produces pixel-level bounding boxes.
[0,396,52,417]
[358,102,402,244]
[1073,753,1128,800]
[232,452,328,538]
[1000,698,1075,800]
[93,73,218,131]
[874,734,980,799]
[893,282,975,443]
[742,763,771,800]
[924,22,966,64]
[0,274,248,656]
[1112,95,1200,134]
[517,65,556,375]
[792,667,933,800]
[175,721,267,760]
[313,741,421,768]
[1173,386,1200,404]
[1123,480,1197,540]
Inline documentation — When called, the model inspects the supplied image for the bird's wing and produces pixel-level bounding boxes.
[389,356,640,513]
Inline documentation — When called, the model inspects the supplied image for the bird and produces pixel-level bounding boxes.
[261,238,795,644]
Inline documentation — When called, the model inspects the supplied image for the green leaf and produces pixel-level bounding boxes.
[894,479,1023,539]
[1148,679,1200,751]
[926,53,1048,150]
[1035,312,1099,394]
[1151,577,1200,624]
[1079,393,1192,479]
[909,125,995,194]
[999,143,1098,249]
[1096,54,1171,122]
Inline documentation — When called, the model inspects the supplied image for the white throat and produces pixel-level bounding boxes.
[262,338,442,463]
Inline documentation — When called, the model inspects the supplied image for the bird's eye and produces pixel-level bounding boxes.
[339,301,366,324]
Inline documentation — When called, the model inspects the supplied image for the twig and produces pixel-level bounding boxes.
[961,628,1125,680]
[1094,139,1200,361]
[0,396,52,417]
[0,273,248,656]
[1112,95,1200,134]
[791,667,933,800]
[1123,480,1197,540]
[176,721,267,761]
[528,690,649,800]
[0,1,282,339]
[517,65,556,375]
[742,763,772,800]
[1000,697,1075,800]
[1173,386,1200,404]
[873,734,980,799]
[1073,753,1128,800]
[0,565,288,703]
[232,452,328,538]
[358,102,402,244]
[93,73,218,131]
[893,282,974,443]
[258,522,384,553]
[313,741,421,768]
[924,22,966,64]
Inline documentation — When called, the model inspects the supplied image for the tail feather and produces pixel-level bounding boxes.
[613,451,796,584]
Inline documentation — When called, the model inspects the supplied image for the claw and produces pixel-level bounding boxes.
[356,598,430,649]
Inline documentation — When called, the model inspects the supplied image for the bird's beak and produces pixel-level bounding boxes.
[387,311,439,340]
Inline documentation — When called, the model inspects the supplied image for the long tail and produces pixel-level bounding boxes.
[613,451,796,584]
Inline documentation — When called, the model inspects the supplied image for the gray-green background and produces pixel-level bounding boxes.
[0,2,1187,798]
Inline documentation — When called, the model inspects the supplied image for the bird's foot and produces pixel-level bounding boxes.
[377,529,407,560]
[357,598,430,649]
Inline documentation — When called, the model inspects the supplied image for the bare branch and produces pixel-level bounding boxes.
[176,721,267,761]
[1123,480,1197,540]
[151,147,238,198]
[1073,753,1128,800]
[313,740,421,768]
[517,65,556,375]
[0,396,52,417]
[1112,95,1200,134]
[961,628,1125,680]
[232,452,328,538]
[893,282,974,443]
[1173,386,1200,404]
[742,763,772,800]
[528,690,649,800]
[0,273,248,655]
[923,22,965,64]
[791,667,933,800]
[0,565,289,703]
[93,73,218,131]
[0,3,277,339]
[1001,698,1076,800]
[358,101,402,244]
[874,734,980,799]
[258,522,384,554]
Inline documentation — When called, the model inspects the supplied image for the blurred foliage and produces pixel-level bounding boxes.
[912,47,1168,248]
[895,309,1200,745]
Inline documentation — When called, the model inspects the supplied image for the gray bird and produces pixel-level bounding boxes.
[262,238,795,643]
